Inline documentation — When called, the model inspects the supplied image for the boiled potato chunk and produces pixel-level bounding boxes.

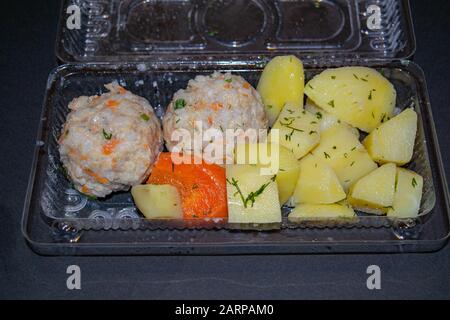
[289,203,355,222]
[226,164,281,224]
[388,168,423,218]
[234,143,301,205]
[131,184,183,219]
[348,163,397,214]
[293,154,346,204]
[363,108,417,165]
[271,102,320,159]
[311,124,377,191]
[304,98,359,138]
[257,55,304,126]
[305,66,396,132]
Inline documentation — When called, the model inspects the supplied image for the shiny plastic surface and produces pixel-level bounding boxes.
[56,0,415,62]
[22,59,450,254]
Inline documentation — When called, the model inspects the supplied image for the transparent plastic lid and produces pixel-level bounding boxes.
[57,0,415,62]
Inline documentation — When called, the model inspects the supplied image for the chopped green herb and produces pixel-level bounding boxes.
[360,78,368,82]
[285,130,295,141]
[140,113,150,121]
[59,165,70,181]
[350,161,355,167]
[344,152,348,158]
[279,168,286,172]
[412,177,418,188]
[287,109,294,114]
[302,110,306,115]
[331,75,336,80]
[332,146,337,149]
[371,111,375,119]
[324,152,331,159]
[267,105,273,109]
[368,89,374,100]
[353,73,359,80]
[176,118,180,124]
[310,121,318,124]
[328,100,335,108]
[395,179,398,191]
[225,78,232,83]
[309,130,317,135]
[85,194,97,201]
[102,129,112,140]
[280,119,304,135]
[174,98,186,110]
[351,146,357,151]
[279,118,295,126]
[316,112,322,119]
[308,84,314,90]
[226,176,275,208]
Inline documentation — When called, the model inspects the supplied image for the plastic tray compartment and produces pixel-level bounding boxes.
[22,59,450,255]
[56,0,415,62]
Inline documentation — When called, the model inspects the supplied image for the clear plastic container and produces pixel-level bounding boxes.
[22,0,450,255]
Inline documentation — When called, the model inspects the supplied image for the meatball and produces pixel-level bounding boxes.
[59,82,163,197]
[163,72,268,162]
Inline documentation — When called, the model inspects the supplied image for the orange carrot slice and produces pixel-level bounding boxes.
[84,168,109,184]
[106,99,120,109]
[210,102,223,111]
[147,153,227,220]
[102,139,120,155]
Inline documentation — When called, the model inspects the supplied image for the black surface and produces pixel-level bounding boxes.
[1,0,449,299]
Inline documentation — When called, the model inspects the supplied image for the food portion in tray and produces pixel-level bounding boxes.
[58,82,163,198]
[57,56,424,228]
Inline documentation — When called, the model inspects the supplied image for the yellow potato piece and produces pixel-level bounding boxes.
[226,164,281,224]
[363,108,417,165]
[289,203,355,222]
[293,154,346,204]
[131,184,183,219]
[234,143,301,205]
[311,124,377,191]
[388,168,423,218]
[271,102,320,159]
[257,55,304,126]
[348,163,397,214]
[305,66,396,132]
[304,98,359,138]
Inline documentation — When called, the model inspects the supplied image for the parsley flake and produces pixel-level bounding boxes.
[102,129,112,140]
[174,98,186,109]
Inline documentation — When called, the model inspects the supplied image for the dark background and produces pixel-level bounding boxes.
[1,0,449,299]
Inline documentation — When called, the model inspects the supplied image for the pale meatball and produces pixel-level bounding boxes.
[163,72,268,162]
[59,82,163,197]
